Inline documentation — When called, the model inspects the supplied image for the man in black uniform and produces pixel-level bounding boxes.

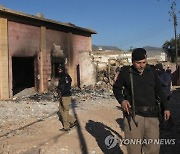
[155,63,171,101]
[113,48,170,154]
[57,64,76,131]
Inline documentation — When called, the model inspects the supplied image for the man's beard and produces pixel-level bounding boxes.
[137,68,144,73]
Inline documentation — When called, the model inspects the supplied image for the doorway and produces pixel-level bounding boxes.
[12,57,35,95]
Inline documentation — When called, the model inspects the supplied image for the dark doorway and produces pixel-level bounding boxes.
[52,57,65,78]
[77,64,80,88]
[12,57,35,95]
[53,62,61,77]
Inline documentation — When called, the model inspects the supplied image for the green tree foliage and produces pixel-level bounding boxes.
[162,34,180,62]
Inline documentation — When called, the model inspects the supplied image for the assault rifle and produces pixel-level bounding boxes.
[122,66,139,131]
[122,87,138,131]
[124,106,138,131]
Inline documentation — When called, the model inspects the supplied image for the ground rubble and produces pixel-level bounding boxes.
[0,86,180,154]
[0,85,114,128]
[0,85,126,154]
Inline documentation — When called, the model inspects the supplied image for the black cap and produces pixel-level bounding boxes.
[155,63,163,70]
[132,48,147,61]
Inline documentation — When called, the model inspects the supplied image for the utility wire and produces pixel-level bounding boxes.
[118,21,173,48]
[121,24,172,47]
[119,21,171,43]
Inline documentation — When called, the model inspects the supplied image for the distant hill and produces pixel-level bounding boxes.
[143,46,163,52]
[92,45,164,57]
[92,45,163,52]
[92,45,122,51]
[143,46,164,57]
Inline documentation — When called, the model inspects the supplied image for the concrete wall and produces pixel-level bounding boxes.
[79,51,96,86]
[72,34,92,85]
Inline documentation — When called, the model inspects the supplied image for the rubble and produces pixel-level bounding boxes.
[0,85,180,153]
[0,84,125,154]
[0,85,114,130]
[72,85,113,101]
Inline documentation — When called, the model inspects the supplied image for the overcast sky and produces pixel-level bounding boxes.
[0,0,180,50]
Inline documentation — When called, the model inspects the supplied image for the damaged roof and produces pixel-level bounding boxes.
[0,6,97,34]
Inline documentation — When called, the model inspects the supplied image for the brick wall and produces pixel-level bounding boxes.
[0,19,93,99]
[8,21,40,57]
[47,30,92,86]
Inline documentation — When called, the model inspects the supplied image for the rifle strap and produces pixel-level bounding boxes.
[129,67,135,117]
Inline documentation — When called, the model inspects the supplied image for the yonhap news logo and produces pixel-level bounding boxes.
[119,138,176,145]
[104,135,118,149]
[105,135,176,149]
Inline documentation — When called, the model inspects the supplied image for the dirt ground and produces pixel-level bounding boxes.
[0,86,180,154]
[0,87,126,154]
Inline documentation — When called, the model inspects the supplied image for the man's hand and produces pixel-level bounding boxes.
[121,100,131,114]
[164,110,170,121]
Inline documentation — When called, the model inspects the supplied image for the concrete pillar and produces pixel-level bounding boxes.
[88,36,92,51]
[0,18,9,99]
[38,50,51,92]
[38,26,51,92]
[41,26,46,51]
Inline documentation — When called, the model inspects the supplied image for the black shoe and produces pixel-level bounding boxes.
[59,128,70,132]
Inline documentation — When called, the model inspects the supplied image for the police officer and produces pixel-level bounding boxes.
[113,48,170,154]
[155,63,171,101]
[57,64,76,131]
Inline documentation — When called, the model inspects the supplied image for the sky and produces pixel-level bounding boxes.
[0,0,180,50]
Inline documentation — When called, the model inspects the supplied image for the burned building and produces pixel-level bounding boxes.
[0,6,96,99]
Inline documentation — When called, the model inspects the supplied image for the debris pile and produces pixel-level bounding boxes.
[96,66,118,86]
[11,82,114,103]
[0,85,115,140]
[72,85,113,101]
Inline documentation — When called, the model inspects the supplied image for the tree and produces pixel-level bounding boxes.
[162,34,180,62]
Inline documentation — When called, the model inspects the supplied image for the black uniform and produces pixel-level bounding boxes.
[113,64,170,117]
[57,73,72,97]
[57,66,76,131]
